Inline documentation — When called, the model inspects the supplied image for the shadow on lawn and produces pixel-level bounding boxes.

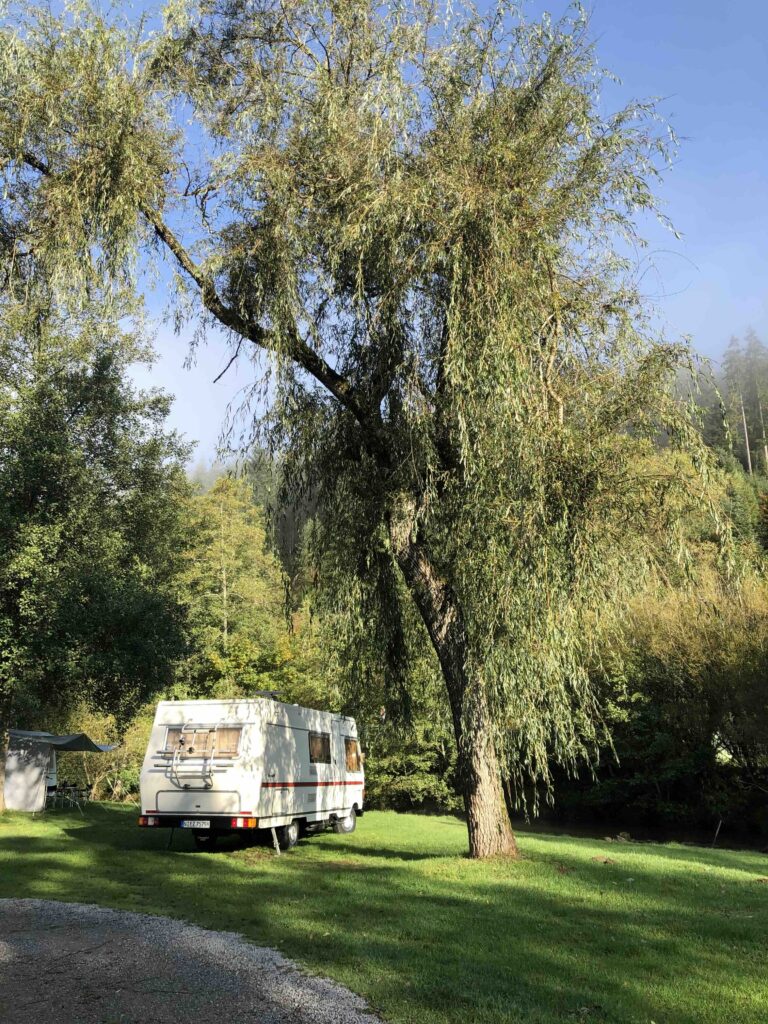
[535,832,768,879]
[308,840,441,861]
[2,805,767,1024]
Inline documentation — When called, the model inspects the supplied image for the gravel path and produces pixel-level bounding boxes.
[0,899,381,1024]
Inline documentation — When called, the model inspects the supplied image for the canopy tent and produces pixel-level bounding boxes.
[5,729,116,812]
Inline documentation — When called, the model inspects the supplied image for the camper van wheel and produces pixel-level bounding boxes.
[334,807,357,834]
[278,820,300,850]
[193,831,218,850]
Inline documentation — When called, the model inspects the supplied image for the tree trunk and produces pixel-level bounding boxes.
[757,396,768,473]
[459,689,519,858]
[388,507,518,858]
[740,393,753,475]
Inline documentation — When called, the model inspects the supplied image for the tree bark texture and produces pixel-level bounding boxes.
[460,691,519,859]
[388,511,518,859]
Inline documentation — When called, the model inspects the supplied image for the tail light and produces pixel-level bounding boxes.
[230,816,258,829]
[138,816,159,827]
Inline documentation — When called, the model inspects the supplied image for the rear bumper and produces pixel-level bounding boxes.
[138,814,257,831]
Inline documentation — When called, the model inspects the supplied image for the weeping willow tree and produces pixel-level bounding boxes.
[0,0,715,855]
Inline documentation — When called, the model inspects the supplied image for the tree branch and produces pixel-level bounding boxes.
[212,338,243,383]
[138,203,387,457]
[139,203,385,448]
[17,150,387,461]
[21,150,50,176]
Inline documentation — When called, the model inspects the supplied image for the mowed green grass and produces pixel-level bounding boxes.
[1,806,767,1024]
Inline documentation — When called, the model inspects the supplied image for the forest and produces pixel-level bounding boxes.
[3,326,767,842]
[0,0,766,857]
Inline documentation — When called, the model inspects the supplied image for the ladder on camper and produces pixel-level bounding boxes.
[168,723,219,789]
[166,721,230,789]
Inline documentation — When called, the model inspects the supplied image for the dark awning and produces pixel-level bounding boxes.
[9,729,117,753]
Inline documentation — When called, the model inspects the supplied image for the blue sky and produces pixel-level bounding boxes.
[131,0,768,460]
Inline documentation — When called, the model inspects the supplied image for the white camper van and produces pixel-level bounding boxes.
[138,697,364,849]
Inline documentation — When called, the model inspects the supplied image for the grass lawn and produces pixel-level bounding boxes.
[1,806,767,1024]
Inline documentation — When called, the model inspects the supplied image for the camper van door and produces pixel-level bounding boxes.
[263,722,301,820]
[308,725,335,814]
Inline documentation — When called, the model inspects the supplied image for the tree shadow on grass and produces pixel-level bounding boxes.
[308,840,443,861]
[526,830,768,879]
[3,805,767,1024]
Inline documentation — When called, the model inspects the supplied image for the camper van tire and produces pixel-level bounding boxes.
[334,807,357,834]
[278,820,300,850]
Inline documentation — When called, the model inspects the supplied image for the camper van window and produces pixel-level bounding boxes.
[345,738,362,772]
[162,727,241,758]
[309,731,331,764]
[163,728,211,757]
[214,728,242,757]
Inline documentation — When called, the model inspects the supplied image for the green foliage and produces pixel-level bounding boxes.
[362,724,462,813]
[0,2,174,294]
[0,304,192,733]
[176,475,332,706]
[317,596,460,809]
[0,1,725,830]
[558,496,768,836]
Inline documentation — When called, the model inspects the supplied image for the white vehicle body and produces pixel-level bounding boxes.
[138,698,364,845]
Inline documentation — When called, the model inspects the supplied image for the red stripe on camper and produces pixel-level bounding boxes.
[262,781,363,788]
[144,809,252,814]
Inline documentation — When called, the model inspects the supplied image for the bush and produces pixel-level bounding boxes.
[362,723,462,813]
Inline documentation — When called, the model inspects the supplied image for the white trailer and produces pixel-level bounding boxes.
[138,697,364,849]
